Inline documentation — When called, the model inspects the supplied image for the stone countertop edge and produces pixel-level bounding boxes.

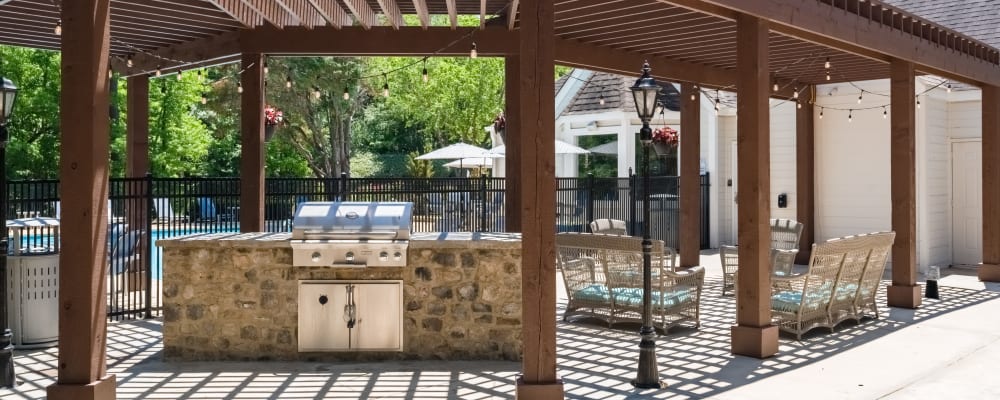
[155,231,522,250]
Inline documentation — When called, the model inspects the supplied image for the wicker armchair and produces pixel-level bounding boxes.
[770,218,805,274]
[556,233,704,332]
[589,218,627,235]
[771,231,895,339]
[719,246,798,296]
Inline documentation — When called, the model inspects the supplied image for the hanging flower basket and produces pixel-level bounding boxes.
[651,126,678,157]
[264,105,283,142]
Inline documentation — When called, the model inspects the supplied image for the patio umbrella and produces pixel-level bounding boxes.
[587,141,619,155]
[444,157,493,169]
[415,142,492,160]
[487,139,590,156]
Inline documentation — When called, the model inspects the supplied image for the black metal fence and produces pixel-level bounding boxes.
[5,174,710,321]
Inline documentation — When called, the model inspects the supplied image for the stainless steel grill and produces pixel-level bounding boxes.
[290,202,413,267]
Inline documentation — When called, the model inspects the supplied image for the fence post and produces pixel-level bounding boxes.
[586,173,595,225]
[479,174,488,232]
[144,173,154,318]
[629,168,637,236]
[340,172,349,201]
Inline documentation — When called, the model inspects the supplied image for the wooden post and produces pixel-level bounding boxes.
[979,85,1000,281]
[515,0,564,398]
[239,53,265,232]
[125,75,150,232]
[731,13,779,359]
[887,59,921,308]
[679,82,701,268]
[47,0,117,399]
[795,89,815,264]
[504,55,521,233]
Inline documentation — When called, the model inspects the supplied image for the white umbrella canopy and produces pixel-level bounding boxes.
[444,157,493,169]
[487,139,590,157]
[587,141,619,155]
[415,142,492,160]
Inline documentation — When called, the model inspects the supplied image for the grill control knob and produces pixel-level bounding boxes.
[393,252,402,261]
[311,252,321,262]
[318,295,328,305]
[345,252,355,262]
[379,251,388,261]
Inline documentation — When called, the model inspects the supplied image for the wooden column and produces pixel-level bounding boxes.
[504,55,521,233]
[239,53,265,232]
[679,82,701,268]
[47,0,117,399]
[515,0,563,398]
[795,89,815,264]
[125,75,150,232]
[979,86,1000,281]
[731,13,778,359]
[887,59,921,308]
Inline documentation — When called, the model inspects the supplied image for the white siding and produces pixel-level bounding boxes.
[919,93,952,271]
[718,116,737,245]
[948,100,982,139]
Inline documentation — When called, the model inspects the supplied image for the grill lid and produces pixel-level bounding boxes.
[291,201,413,240]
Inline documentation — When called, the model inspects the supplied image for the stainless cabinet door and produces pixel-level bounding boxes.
[354,282,403,351]
[297,282,350,351]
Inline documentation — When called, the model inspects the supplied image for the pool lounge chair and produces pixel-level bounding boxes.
[153,198,187,223]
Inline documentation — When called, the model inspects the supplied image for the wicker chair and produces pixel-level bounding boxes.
[556,233,704,332]
[719,246,798,296]
[589,218,628,235]
[770,218,805,274]
[770,231,895,339]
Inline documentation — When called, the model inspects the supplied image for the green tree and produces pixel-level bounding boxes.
[0,46,62,179]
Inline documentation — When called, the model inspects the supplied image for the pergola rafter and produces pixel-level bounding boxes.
[376,0,405,29]
[306,0,350,29]
[342,0,378,30]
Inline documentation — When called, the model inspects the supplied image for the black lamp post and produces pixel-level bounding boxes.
[629,62,665,389]
[0,76,17,388]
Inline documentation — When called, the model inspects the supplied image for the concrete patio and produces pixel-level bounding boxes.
[6,251,1000,399]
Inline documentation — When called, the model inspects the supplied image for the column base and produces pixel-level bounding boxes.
[730,325,778,359]
[887,284,922,309]
[515,376,564,400]
[47,375,116,400]
[978,264,1000,282]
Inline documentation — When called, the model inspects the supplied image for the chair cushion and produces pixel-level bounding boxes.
[572,284,612,303]
[771,282,833,313]
[609,286,694,308]
[835,282,859,301]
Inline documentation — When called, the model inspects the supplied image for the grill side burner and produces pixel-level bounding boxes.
[290,202,413,268]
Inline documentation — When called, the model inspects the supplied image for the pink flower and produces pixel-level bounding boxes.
[264,106,283,126]
[652,126,678,147]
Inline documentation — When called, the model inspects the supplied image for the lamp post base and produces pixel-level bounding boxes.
[631,327,666,389]
[0,328,13,388]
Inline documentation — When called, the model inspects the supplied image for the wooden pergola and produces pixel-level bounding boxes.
[2,0,999,398]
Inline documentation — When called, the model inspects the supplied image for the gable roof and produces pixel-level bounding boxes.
[560,71,680,117]
[883,0,1000,48]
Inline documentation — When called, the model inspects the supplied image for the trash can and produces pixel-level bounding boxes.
[6,217,60,348]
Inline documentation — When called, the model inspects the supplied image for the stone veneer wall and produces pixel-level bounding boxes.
[160,233,522,362]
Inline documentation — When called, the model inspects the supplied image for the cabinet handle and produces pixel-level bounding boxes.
[343,284,356,329]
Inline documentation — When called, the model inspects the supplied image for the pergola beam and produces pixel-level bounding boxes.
[242,0,294,28]
[306,0,350,29]
[376,0,404,29]
[445,0,458,29]
[342,0,377,30]
[669,0,1000,87]
[205,0,263,27]
[507,0,518,30]
[109,30,240,76]
[241,26,509,55]
[412,0,430,29]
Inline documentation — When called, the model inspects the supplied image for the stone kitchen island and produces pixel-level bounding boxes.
[157,232,522,362]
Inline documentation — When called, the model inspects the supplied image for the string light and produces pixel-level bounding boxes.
[826,71,831,81]
[108,68,113,79]
[422,67,429,83]
[263,62,269,75]
[155,66,161,77]
[312,86,321,99]
[819,107,824,119]
[857,92,863,104]
[793,88,799,99]
[285,76,292,89]
[690,93,696,101]
[176,69,183,81]
[796,101,802,109]
[470,42,478,58]
[883,106,888,118]
[599,94,605,106]
[54,21,61,36]
[947,83,952,93]
[848,109,853,122]
[382,74,390,97]
[126,56,133,68]
[917,97,921,108]
[196,70,202,82]
[237,81,243,94]
[201,93,207,105]
[825,57,831,69]
[714,91,721,114]
[773,80,779,92]
[342,87,350,100]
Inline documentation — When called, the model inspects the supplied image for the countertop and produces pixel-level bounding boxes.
[156,231,522,250]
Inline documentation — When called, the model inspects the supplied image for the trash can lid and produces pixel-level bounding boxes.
[6,217,60,229]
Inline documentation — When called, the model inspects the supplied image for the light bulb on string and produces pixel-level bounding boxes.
[825,57,831,69]
[599,94,605,106]
[382,74,390,97]
[883,106,888,119]
[155,66,162,77]
[470,42,478,58]
[201,93,207,105]
[263,62,269,75]
[237,81,243,94]
[848,109,853,122]
[773,80,779,92]
[947,83,952,93]
[126,56,133,68]
[196,70,202,82]
[917,98,921,108]
[819,107,824,119]
[54,21,61,36]
[793,88,799,99]
[313,86,321,99]
[108,68,113,79]
[343,87,350,101]
[796,101,802,109]
[690,93,696,101]
[714,97,721,114]
[422,59,429,83]
[826,71,831,81]
[285,76,292,89]
[857,92,863,104]
[176,70,183,81]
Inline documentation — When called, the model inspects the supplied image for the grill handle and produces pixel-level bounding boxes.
[296,230,400,240]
